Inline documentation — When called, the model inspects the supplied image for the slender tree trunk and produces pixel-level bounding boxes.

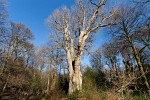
[50,64,57,91]
[136,58,150,94]
[127,36,150,94]
[47,73,50,94]
[1,73,10,95]
[47,75,50,94]
[0,52,10,76]
[110,59,118,77]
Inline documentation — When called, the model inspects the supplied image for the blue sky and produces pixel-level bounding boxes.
[7,0,120,65]
[8,0,112,47]
[8,0,74,45]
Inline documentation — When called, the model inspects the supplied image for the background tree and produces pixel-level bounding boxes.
[0,0,7,40]
[109,5,150,93]
[90,48,103,71]
[0,0,8,70]
[102,41,120,78]
[90,48,109,90]
[0,22,34,75]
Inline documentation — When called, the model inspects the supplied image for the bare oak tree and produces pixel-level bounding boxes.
[109,5,150,93]
[0,22,33,75]
[47,0,115,94]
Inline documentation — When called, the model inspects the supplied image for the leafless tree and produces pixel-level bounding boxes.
[47,0,116,94]
[47,45,64,92]
[0,22,33,75]
[90,47,103,71]
[109,5,150,93]
[102,40,120,78]
[0,0,7,38]
[0,0,8,58]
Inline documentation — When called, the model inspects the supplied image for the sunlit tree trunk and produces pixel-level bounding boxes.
[67,31,88,94]
[67,54,82,94]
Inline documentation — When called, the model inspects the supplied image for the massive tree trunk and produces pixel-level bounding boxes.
[68,55,82,94]
[67,31,88,94]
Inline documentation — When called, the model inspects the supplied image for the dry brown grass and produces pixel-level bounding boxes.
[106,92,118,100]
